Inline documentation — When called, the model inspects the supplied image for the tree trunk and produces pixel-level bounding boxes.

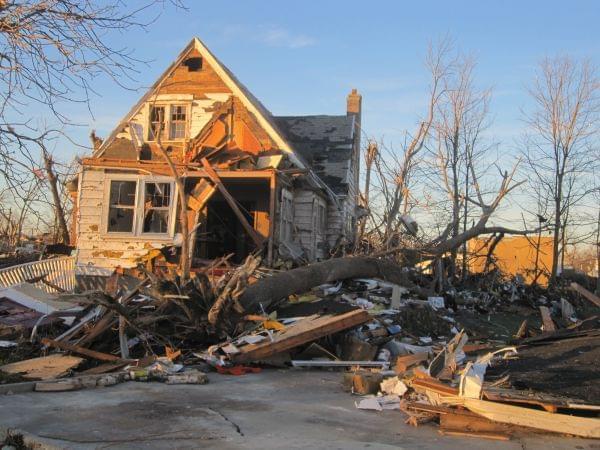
[43,151,70,244]
[550,185,562,283]
[356,143,376,248]
[461,168,469,280]
[237,256,424,313]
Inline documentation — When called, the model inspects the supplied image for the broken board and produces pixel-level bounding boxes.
[453,397,600,438]
[230,309,369,363]
[539,306,556,332]
[0,354,83,380]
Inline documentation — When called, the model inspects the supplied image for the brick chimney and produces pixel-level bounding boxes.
[347,88,362,117]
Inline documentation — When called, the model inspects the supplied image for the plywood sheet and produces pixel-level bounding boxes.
[0,354,83,380]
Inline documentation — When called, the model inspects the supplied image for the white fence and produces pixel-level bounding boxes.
[0,256,76,294]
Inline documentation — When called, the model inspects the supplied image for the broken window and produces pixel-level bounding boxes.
[183,57,202,71]
[107,180,137,233]
[148,106,166,141]
[169,105,187,140]
[143,182,172,233]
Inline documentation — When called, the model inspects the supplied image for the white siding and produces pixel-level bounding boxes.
[293,189,327,260]
[75,168,175,271]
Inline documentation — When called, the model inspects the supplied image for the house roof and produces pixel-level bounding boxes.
[274,115,355,195]
[93,37,307,170]
[92,37,348,205]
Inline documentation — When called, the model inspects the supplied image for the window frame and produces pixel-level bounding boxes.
[141,181,173,236]
[147,103,189,142]
[102,174,177,239]
[169,104,187,140]
[104,176,140,237]
[148,105,167,142]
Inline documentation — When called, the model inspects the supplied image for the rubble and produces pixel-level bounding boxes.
[0,255,597,443]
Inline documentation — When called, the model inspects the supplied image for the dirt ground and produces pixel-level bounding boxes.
[0,369,596,449]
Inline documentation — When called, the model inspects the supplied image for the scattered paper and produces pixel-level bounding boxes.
[355,395,401,411]
[427,296,445,310]
[380,377,408,396]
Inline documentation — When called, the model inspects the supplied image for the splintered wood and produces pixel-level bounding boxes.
[230,309,369,363]
[394,352,428,373]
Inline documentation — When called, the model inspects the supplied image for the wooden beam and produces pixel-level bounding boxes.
[81,157,275,179]
[201,157,265,247]
[42,338,128,362]
[570,282,600,307]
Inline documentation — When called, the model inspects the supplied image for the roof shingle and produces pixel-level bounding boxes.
[274,115,355,195]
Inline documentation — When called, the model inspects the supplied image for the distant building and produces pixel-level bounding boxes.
[468,235,555,285]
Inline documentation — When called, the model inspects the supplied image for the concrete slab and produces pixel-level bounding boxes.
[0,369,595,449]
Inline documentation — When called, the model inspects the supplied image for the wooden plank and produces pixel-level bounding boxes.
[539,306,556,332]
[0,355,83,381]
[457,398,600,438]
[42,338,126,362]
[231,310,369,363]
[201,157,265,247]
[412,378,460,397]
[394,352,428,373]
[570,282,600,307]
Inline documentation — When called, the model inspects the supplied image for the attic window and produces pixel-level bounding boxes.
[184,57,202,72]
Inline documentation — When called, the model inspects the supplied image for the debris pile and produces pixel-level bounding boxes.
[0,255,598,441]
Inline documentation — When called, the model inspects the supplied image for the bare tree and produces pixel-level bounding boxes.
[523,56,599,282]
[0,1,184,246]
[42,148,69,243]
[363,39,452,251]
[358,40,538,283]
[431,53,492,278]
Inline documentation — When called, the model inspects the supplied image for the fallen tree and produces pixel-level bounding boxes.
[237,256,420,313]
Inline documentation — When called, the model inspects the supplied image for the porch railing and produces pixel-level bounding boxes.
[0,256,76,294]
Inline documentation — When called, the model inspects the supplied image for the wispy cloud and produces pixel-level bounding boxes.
[216,24,316,49]
[260,27,316,49]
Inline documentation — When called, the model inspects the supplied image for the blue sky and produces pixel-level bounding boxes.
[54,0,600,164]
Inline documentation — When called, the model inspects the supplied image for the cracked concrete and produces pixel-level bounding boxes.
[0,369,596,449]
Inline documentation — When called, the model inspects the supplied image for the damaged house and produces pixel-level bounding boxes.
[71,37,362,272]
